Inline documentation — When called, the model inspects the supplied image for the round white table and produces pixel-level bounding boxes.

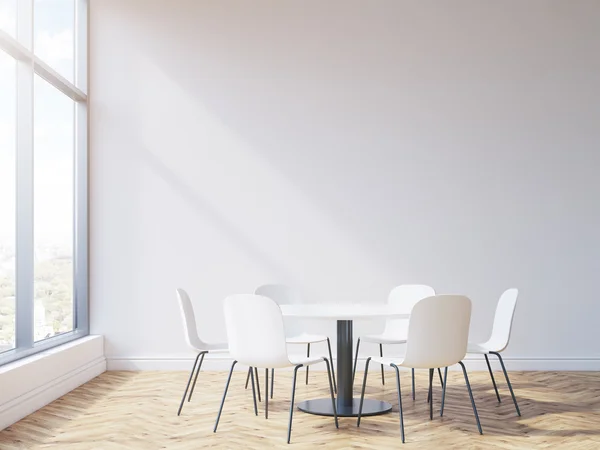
[280,304,410,417]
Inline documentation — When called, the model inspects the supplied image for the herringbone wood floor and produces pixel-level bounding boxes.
[1,369,599,449]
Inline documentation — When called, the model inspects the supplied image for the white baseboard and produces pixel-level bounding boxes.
[0,336,106,431]
[107,354,600,372]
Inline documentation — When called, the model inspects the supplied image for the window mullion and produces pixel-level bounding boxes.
[74,0,89,334]
[15,0,34,350]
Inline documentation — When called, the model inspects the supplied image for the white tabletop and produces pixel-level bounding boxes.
[279,304,410,320]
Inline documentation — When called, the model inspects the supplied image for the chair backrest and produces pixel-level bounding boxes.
[176,288,207,351]
[255,284,305,337]
[487,288,519,353]
[402,295,472,369]
[382,284,435,336]
[223,294,291,368]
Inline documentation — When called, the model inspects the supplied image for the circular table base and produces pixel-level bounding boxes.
[297,398,392,417]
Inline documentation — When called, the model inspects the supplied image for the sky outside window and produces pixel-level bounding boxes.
[35,0,75,83]
[0,0,16,39]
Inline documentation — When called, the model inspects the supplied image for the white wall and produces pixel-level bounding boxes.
[90,0,600,369]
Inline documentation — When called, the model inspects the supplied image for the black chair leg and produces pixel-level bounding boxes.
[326,338,337,393]
[177,352,202,416]
[390,364,405,443]
[484,354,501,403]
[265,368,269,419]
[287,365,302,444]
[437,367,444,388]
[188,352,206,402]
[270,368,275,399]
[412,368,415,400]
[458,361,483,434]
[357,357,371,427]
[250,366,258,416]
[245,367,251,390]
[306,343,310,385]
[255,367,261,402]
[428,368,434,419]
[213,360,238,433]
[440,366,448,416]
[491,351,521,416]
[379,344,385,385]
[352,338,361,384]
[427,368,432,404]
[323,358,339,429]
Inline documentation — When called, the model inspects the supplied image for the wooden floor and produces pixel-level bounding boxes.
[1,369,599,449]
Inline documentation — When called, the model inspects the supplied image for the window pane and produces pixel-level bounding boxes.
[0,0,16,39]
[34,0,74,83]
[34,74,74,342]
[0,49,16,353]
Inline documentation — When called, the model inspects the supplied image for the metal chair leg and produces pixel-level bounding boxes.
[188,352,206,402]
[429,368,434,419]
[265,368,269,419]
[306,343,310,385]
[287,365,302,444]
[458,361,483,434]
[270,368,275,399]
[379,344,385,385]
[412,368,415,400]
[255,367,261,402]
[250,366,258,416]
[352,338,361,384]
[357,357,371,427]
[245,367,251,390]
[427,368,432,404]
[490,351,521,416]
[213,360,238,433]
[326,338,337,393]
[484,354,501,403]
[390,364,405,443]
[440,366,448,416]
[437,367,444,388]
[323,358,339,429]
[177,352,202,416]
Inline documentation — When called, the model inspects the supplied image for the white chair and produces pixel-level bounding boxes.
[352,284,435,397]
[468,288,520,416]
[214,294,338,444]
[176,288,228,416]
[357,295,482,442]
[250,284,336,395]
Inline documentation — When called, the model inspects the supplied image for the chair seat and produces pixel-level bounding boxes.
[361,333,408,345]
[370,356,451,370]
[370,356,405,367]
[286,333,328,344]
[289,355,329,367]
[190,343,229,353]
[467,342,492,354]
[206,347,229,354]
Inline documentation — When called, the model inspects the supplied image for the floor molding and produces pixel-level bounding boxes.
[106,355,600,371]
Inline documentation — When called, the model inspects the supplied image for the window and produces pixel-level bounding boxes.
[34,74,75,341]
[0,0,17,40]
[0,0,87,365]
[34,0,74,83]
[0,49,16,353]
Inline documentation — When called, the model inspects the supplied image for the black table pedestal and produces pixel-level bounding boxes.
[297,319,392,417]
